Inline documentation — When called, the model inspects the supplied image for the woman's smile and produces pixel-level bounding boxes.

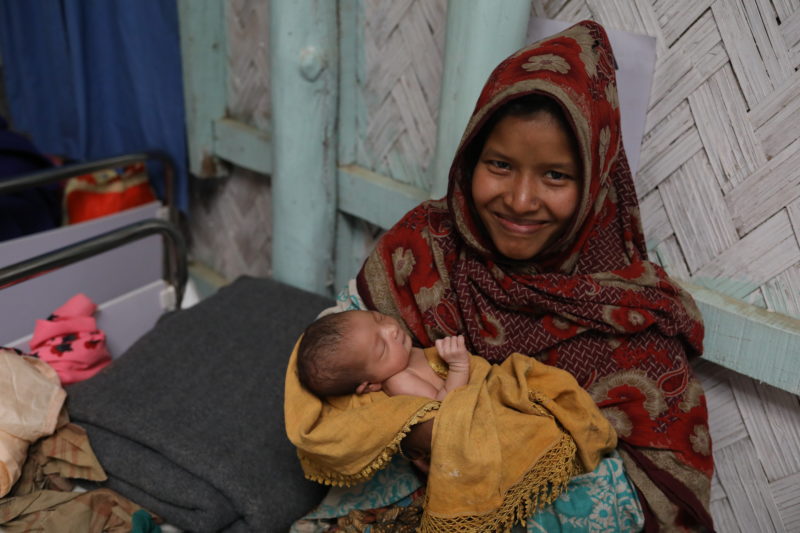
[492,212,549,234]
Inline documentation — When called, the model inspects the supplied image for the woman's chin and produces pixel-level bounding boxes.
[494,243,544,261]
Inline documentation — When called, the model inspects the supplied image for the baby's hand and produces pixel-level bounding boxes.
[435,335,469,364]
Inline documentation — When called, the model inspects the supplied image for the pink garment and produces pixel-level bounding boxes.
[0,348,65,497]
[29,293,111,385]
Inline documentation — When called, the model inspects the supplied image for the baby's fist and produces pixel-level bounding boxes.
[435,335,468,363]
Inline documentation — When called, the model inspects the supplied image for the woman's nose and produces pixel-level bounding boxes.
[504,174,539,213]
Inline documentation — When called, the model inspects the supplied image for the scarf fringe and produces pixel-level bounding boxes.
[419,430,583,533]
[298,401,440,487]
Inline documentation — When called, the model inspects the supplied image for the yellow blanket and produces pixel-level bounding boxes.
[284,341,617,532]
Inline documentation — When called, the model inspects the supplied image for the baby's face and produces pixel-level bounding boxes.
[345,311,412,384]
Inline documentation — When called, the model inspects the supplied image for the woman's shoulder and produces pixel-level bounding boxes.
[388,198,448,234]
[374,198,456,258]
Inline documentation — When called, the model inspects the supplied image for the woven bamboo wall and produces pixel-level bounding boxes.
[357,0,448,189]
[188,0,272,281]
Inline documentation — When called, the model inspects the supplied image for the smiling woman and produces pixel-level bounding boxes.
[353,20,712,531]
[471,97,581,261]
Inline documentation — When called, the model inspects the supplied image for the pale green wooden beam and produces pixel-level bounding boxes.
[270,0,338,295]
[212,118,272,176]
[334,0,370,291]
[681,280,800,395]
[430,0,531,199]
[334,213,371,296]
[337,0,363,165]
[177,0,228,178]
[337,165,429,230]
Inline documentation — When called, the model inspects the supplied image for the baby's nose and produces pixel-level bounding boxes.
[385,323,400,338]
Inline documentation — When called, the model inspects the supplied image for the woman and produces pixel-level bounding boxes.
[354,20,713,531]
[292,20,712,532]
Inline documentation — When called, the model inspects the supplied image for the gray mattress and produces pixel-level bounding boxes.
[66,276,331,532]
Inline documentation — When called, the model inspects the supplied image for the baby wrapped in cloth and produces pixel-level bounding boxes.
[285,342,617,532]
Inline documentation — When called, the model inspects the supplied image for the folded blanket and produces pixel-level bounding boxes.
[285,346,617,532]
[66,277,333,532]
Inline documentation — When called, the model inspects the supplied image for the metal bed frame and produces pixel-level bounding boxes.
[0,151,187,307]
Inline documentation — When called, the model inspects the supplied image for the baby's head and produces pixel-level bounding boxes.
[297,310,413,397]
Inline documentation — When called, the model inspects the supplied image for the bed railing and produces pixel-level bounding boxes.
[0,150,177,221]
[0,150,186,308]
[0,219,188,309]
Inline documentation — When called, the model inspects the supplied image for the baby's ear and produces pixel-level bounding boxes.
[356,381,382,394]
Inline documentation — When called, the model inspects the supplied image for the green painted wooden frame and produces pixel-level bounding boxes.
[178,1,800,395]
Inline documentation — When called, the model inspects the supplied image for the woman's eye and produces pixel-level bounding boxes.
[545,170,570,181]
[488,160,511,171]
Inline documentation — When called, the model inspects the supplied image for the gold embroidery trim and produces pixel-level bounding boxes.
[298,401,440,487]
[419,431,582,533]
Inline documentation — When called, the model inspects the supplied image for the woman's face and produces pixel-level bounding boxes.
[471,112,581,261]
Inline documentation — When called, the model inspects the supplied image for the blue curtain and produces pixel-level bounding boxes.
[0,0,188,210]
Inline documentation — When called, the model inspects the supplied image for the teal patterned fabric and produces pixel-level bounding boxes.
[292,453,643,532]
[526,451,644,532]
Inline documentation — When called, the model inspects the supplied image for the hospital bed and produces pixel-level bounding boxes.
[0,155,329,531]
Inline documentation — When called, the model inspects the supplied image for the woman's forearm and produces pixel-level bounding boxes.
[401,418,433,459]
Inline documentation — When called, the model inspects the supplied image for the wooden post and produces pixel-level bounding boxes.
[430,0,531,199]
[334,0,361,292]
[270,0,338,295]
[177,0,228,178]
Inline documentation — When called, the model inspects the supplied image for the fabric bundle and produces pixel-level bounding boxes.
[63,162,157,225]
[0,410,156,532]
[30,293,111,385]
[285,345,617,532]
[0,348,65,497]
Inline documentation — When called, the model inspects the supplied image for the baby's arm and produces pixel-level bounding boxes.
[434,335,470,401]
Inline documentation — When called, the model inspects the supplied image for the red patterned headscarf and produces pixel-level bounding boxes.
[357,21,713,531]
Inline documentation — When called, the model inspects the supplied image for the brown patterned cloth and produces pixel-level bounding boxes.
[357,20,713,532]
[332,488,425,533]
[0,410,159,532]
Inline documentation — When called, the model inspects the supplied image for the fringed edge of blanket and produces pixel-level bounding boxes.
[298,401,440,487]
[418,430,584,533]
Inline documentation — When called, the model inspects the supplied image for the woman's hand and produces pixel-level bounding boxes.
[401,418,433,473]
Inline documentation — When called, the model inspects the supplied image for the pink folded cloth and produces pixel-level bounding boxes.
[29,293,111,385]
